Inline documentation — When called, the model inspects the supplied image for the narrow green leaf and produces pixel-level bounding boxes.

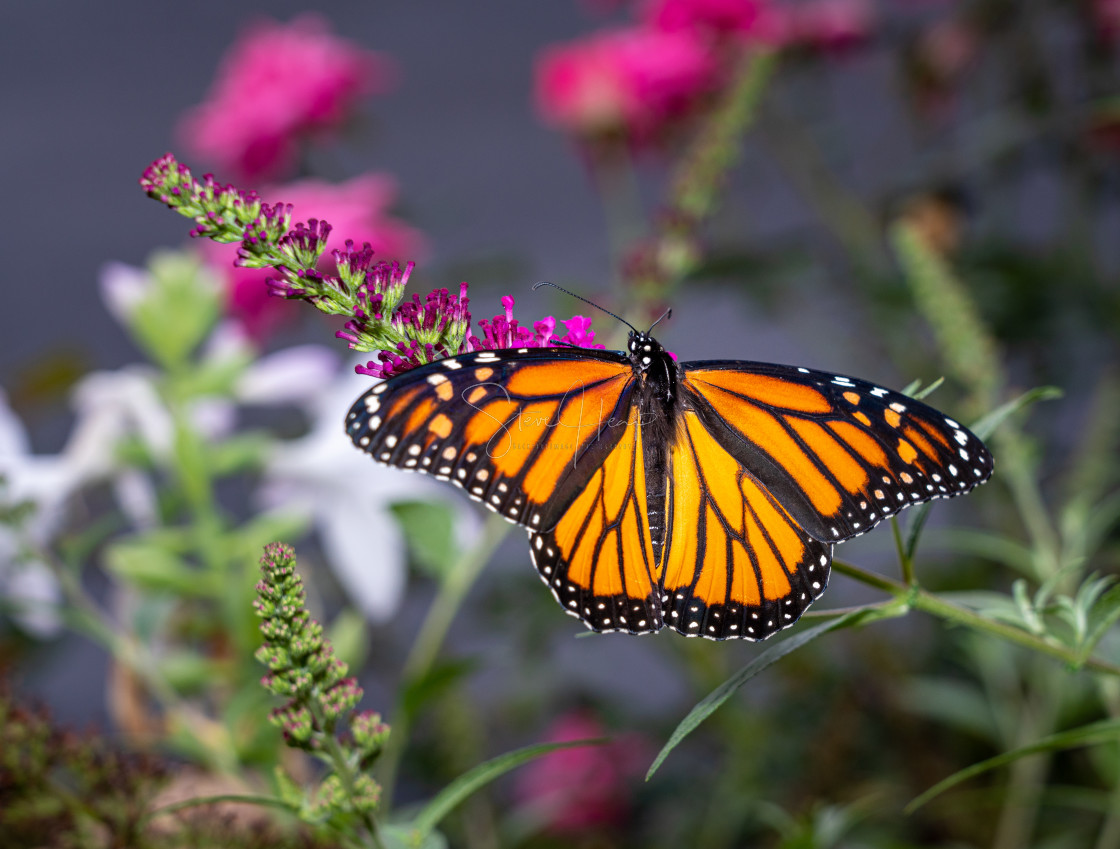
[906,718,1120,814]
[380,824,447,849]
[912,376,945,401]
[938,528,1037,575]
[207,432,271,476]
[407,740,604,841]
[234,511,310,563]
[131,252,222,370]
[103,542,216,596]
[1080,584,1120,665]
[646,607,880,780]
[970,386,1063,441]
[899,677,1000,744]
[904,503,933,562]
[327,608,369,673]
[159,650,220,692]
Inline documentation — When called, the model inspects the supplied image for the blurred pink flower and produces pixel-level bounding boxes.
[782,0,875,51]
[515,712,644,835]
[1095,0,1120,43]
[641,0,769,36]
[919,17,979,81]
[205,173,426,342]
[179,15,395,182]
[534,26,718,140]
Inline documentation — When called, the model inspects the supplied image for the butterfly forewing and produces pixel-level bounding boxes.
[346,348,635,527]
[680,361,993,545]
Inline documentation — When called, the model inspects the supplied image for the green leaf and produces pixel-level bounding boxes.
[103,541,216,596]
[391,500,457,577]
[906,718,1120,814]
[159,650,220,692]
[939,528,1037,575]
[913,377,945,401]
[900,376,945,401]
[1079,583,1120,665]
[403,740,605,843]
[131,251,222,369]
[899,676,1000,744]
[646,606,884,780]
[381,824,447,849]
[233,511,311,564]
[904,502,933,562]
[970,386,1063,441]
[207,432,271,476]
[401,657,480,720]
[326,608,369,673]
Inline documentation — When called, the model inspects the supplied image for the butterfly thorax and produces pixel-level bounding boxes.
[628,331,680,569]
[628,330,678,404]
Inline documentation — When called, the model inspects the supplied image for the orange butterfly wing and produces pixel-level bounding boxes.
[527,411,663,634]
[349,346,993,641]
[346,348,636,529]
[658,410,831,639]
[680,362,993,543]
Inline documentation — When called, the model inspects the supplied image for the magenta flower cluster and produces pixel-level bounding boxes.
[178,15,395,183]
[534,0,875,143]
[140,154,602,379]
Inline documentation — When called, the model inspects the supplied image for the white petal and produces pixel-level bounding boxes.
[200,319,253,365]
[318,498,406,622]
[0,388,30,457]
[190,398,236,441]
[69,367,173,469]
[99,262,151,326]
[236,345,342,407]
[4,557,62,638]
[113,469,159,529]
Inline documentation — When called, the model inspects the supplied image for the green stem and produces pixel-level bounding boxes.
[625,48,778,304]
[830,559,1120,677]
[992,660,1061,849]
[144,793,298,822]
[891,516,916,585]
[311,701,386,849]
[1094,747,1120,849]
[379,514,512,808]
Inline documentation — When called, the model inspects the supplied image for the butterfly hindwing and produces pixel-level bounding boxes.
[681,361,993,544]
[528,410,663,635]
[659,410,831,639]
[346,348,636,528]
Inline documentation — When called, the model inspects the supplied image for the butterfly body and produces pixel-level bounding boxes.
[347,332,992,640]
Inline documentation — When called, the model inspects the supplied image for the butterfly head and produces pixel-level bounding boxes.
[627,330,667,372]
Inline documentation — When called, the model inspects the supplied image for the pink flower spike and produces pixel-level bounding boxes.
[178,15,396,182]
[200,171,425,344]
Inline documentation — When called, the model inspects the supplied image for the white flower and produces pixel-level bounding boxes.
[0,389,69,637]
[254,358,479,622]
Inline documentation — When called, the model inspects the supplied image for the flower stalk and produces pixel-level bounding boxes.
[254,543,390,848]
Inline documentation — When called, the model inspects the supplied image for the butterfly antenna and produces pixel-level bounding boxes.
[647,307,672,334]
[532,281,638,333]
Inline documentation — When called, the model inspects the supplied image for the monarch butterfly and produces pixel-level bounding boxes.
[346,311,992,640]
